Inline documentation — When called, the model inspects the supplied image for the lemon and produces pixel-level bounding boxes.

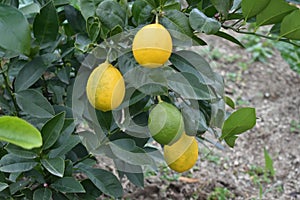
[164,133,198,173]
[132,23,172,68]
[86,62,125,111]
[148,102,184,145]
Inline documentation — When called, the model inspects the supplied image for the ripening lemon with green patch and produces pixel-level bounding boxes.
[164,133,198,173]
[86,61,125,112]
[132,23,172,68]
[148,101,184,145]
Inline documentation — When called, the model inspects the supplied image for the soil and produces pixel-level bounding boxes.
[98,31,300,199]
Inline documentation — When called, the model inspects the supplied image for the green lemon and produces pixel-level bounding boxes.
[148,102,184,145]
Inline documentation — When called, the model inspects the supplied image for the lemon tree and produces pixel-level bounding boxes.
[0,0,299,198]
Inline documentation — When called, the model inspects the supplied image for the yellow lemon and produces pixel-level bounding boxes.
[164,133,198,173]
[148,102,184,145]
[86,62,125,111]
[132,23,172,68]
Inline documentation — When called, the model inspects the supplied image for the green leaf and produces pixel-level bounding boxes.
[41,112,65,150]
[69,143,89,160]
[75,33,92,52]
[256,0,297,26]
[241,0,270,19]
[224,135,238,148]
[117,51,138,75]
[48,84,65,105]
[57,118,75,140]
[181,100,208,135]
[16,89,55,118]
[132,0,154,25]
[57,67,71,84]
[203,97,224,128]
[0,188,10,199]
[163,0,180,10]
[51,177,85,193]
[214,31,245,48]
[192,35,207,45]
[123,171,144,187]
[96,0,126,30]
[210,0,233,18]
[160,10,193,37]
[221,107,256,139]
[33,1,59,44]
[79,0,103,20]
[124,67,168,96]
[264,148,275,176]
[48,135,81,158]
[53,0,70,6]
[26,169,45,184]
[115,159,144,187]
[109,139,155,166]
[78,130,101,152]
[0,116,42,149]
[5,144,38,159]
[76,163,123,198]
[42,52,61,64]
[129,93,150,117]
[41,157,65,177]
[0,154,37,173]
[189,8,221,34]
[231,0,242,10]
[0,182,8,192]
[8,172,21,182]
[95,110,112,133]
[14,56,48,92]
[280,10,300,39]
[51,191,69,200]
[285,0,300,4]
[270,23,281,35]
[21,188,34,200]
[63,160,73,177]
[78,179,102,199]
[143,0,159,8]
[9,179,31,194]
[0,4,31,55]
[0,95,10,114]
[87,17,101,42]
[64,5,86,33]
[186,0,200,7]
[166,70,213,100]
[19,2,40,15]
[33,188,52,200]
[170,50,217,85]
[0,0,18,7]
[225,96,235,109]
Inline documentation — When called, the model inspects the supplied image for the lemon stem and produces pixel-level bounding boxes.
[106,49,111,63]
[157,95,163,103]
[155,14,159,24]
[104,39,112,63]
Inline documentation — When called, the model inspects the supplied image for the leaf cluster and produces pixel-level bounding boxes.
[4,0,296,198]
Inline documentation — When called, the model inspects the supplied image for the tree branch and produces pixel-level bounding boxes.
[222,24,300,48]
[0,59,20,116]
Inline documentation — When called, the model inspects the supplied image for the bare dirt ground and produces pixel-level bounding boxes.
[99,32,300,199]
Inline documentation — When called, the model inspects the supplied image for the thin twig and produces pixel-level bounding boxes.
[73,154,93,166]
[0,59,20,116]
[222,24,300,48]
